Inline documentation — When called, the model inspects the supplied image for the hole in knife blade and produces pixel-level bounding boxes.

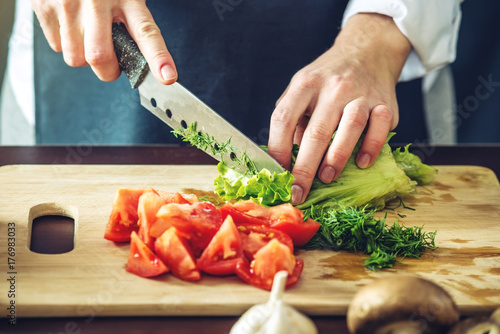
[230,152,237,161]
[166,109,172,118]
[150,98,157,108]
[181,120,188,129]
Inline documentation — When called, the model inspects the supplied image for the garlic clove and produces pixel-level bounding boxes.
[230,271,317,334]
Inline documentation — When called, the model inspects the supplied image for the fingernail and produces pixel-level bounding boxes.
[357,153,371,168]
[320,166,336,183]
[161,64,177,82]
[291,184,304,205]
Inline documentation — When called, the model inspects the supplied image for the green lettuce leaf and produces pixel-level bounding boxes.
[392,144,437,185]
[214,162,294,206]
[214,133,419,210]
[296,133,417,211]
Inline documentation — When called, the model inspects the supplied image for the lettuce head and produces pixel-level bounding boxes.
[214,133,431,210]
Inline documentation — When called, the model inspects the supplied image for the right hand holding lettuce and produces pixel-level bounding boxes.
[214,133,436,210]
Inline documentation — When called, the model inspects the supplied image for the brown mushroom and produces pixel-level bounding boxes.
[448,307,500,334]
[347,275,459,334]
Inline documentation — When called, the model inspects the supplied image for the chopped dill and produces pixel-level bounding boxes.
[303,205,437,271]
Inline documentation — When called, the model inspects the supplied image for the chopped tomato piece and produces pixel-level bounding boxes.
[154,227,201,281]
[137,190,195,248]
[148,216,172,240]
[126,231,169,278]
[147,193,200,239]
[237,225,294,260]
[155,190,198,204]
[220,203,266,226]
[221,201,320,246]
[104,188,152,242]
[137,190,166,248]
[197,215,243,276]
[155,201,223,256]
[269,216,321,247]
[235,239,303,291]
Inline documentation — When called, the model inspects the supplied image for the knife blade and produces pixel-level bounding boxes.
[112,23,284,174]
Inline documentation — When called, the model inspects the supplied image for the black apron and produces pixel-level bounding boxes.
[34,1,432,145]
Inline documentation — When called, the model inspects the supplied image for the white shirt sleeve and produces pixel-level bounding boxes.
[6,0,34,125]
[342,0,462,82]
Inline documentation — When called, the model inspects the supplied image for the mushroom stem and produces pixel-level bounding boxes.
[375,321,426,334]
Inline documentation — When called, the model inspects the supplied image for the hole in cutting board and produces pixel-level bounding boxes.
[28,203,78,254]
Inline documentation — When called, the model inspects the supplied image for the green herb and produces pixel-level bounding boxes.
[303,204,437,270]
[172,122,258,174]
[172,122,234,157]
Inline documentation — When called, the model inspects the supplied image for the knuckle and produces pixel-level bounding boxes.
[64,53,86,67]
[292,71,322,91]
[292,164,317,182]
[149,50,173,65]
[363,136,387,151]
[85,49,115,67]
[330,146,351,165]
[327,74,356,92]
[134,19,162,42]
[344,105,369,129]
[372,105,394,124]
[270,105,295,127]
[305,123,332,143]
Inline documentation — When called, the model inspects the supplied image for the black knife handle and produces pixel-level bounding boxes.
[111,23,149,89]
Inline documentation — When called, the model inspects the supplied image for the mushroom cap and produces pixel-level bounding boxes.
[347,275,459,334]
[491,307,500,325]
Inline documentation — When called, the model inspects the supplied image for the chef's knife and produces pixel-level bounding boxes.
[111,23,284,174]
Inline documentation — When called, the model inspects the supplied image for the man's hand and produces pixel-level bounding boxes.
[267,13,412,205]
[31,0,177,84]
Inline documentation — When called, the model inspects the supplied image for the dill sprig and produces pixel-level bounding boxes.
[172,122,236,158]
[303,205,437,271]
[172,122,258,174]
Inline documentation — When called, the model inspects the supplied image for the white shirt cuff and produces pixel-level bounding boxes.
[342,0,462,82]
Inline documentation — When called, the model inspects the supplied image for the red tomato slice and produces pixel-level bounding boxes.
[220,204,266,226]
[269,216,320,247]
[235,239,304,291]
[104,188,152,242]
[155,190,198,204]
[237,225,294,260]
[137,190,195,248]
[221,201,320,246]
[147,192,200,239]
[155,201,223,256]
[126,231,169,278]
[154,227,201,281]
[137,190,166,249]
[197,215,243,276]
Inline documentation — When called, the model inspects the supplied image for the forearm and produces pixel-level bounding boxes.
[334,13,412,86]
[342,0,463,81]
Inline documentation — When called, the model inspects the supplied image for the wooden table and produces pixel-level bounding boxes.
[0,144,499,334]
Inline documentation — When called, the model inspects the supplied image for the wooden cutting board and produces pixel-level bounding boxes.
[0,164,499,318]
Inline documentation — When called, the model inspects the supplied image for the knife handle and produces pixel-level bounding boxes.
[111,23,149,89]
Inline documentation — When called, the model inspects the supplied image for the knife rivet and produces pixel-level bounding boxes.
[166,109,172,119]
[150,98,157,108]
